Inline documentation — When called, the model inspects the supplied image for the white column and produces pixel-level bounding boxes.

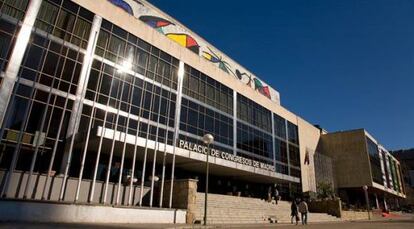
[169,60,185,208]
[285,120,290,175]
[233,90,237,155]
[59,15,102,173]
[271,113,276,168]
[65,15,102,137]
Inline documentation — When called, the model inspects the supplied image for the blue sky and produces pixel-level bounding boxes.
[148,0,414,150]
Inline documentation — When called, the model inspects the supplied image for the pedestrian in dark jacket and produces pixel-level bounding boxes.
[273,184,279,204]
[291,200,299,225]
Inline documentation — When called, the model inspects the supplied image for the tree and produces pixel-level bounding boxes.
[317,182,334,199]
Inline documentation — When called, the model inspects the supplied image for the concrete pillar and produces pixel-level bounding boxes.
[161,179,198,224]
[59,15,102,172]
[233,90,237,155]
[0,0,42,127]
[375,194,379,209]
[271,113,276,168]
[168,60,185,208]
[285,120,290,175]
[65,15,102,138]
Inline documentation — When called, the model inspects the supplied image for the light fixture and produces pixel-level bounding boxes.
[202,134,214,145]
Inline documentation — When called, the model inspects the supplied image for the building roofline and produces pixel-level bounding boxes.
[138,0,281,103]
[321,128,365,136]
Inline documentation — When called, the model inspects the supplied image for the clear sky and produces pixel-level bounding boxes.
[148,0,414,150]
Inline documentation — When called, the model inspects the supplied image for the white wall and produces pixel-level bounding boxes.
[0,200,186,224]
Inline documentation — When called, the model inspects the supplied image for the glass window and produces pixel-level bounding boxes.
[381,150,391,188]
[274,114,286,139]
[18,33,84,92]
[180,98,233,146]
[56,10,77,43]
[26,101,46,133]
[95,19,178,90]
[387,155,395,189]
[42,51,59,75]
[34,0,93,48]
[237,122,273,160]
[183,64,233,114]
[4,96,29,131]
[276,162,289,175]
[0,18,19,71]
[396,164,403,193]
[366,137,383,185]
[0,0,29,21]
[35,0,59,33]
[23,44,44,71]
[287,121,299,144]
[237,94,271,133]
[275,138,288,163]
[391,160,400,192]
[289,144,300,167]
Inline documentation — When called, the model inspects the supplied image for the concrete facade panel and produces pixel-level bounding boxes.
[319,129,372,188]
[298,117,319,193]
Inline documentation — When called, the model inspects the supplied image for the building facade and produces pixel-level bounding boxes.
[392,149,414,189]
[318,129,406,209]
[392,149,414,208]
[0,0,320,210]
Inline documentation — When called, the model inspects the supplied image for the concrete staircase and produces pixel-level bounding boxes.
[194,193,341,224]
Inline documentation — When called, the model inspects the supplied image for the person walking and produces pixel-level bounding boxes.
[298,199,308,225]
[273,184,279,204]
[291,199,299,225]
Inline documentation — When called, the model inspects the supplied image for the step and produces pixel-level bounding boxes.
[193,193,341,224]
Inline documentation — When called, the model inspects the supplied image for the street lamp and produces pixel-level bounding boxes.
[363,185,371,220]
[202,133,214,226]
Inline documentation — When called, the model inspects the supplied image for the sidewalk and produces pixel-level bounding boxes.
[1,215,413,229]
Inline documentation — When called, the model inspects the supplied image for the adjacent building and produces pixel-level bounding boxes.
[317,129,406,209]
[392,148,414,207]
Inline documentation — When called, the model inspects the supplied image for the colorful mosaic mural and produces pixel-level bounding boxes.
[139,15,174,33]
[108,0,134,15]
[106,0,280,103]
[166,33,200,54]
[202,47,234,76]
